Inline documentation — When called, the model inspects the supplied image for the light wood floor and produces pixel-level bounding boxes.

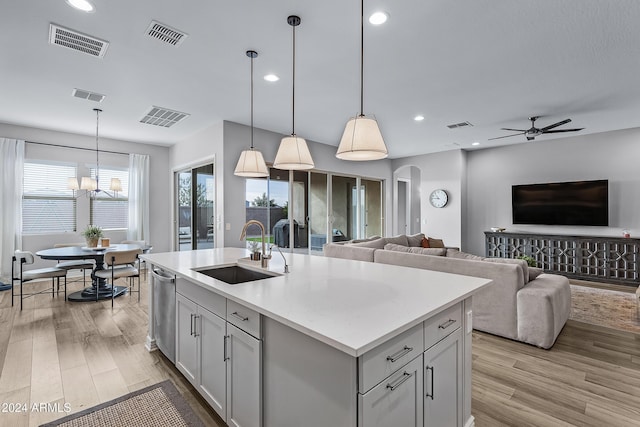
[1,276,639,426]
[0,276,225,427]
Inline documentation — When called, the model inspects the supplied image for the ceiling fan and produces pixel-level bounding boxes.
[489,116,584,141]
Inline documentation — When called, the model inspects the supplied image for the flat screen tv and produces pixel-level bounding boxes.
[512,180,608,226]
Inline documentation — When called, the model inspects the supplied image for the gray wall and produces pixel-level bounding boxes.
[464,128,640,255]
[1,122,171,270]
[391,150,466,248]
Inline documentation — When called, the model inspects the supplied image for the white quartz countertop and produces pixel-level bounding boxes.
[142,248,492,357]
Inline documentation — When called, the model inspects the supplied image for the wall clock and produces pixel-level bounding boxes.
[429,189,448,208]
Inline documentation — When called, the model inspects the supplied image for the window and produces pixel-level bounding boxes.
[90,168,129,229]
[23,161,77,233]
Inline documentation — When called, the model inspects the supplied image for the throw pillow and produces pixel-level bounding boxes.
[384,235,410,247]
[407,233,426,247]
[421,237,430,248]
[428,237,445,248]
[351,235,381,244]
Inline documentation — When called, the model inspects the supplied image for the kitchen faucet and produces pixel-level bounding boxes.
[239,220,270,268]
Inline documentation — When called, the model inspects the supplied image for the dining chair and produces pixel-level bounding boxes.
[53,243,94,287]
[121,240,149,279]
[94,248,142,307]
[12,250,67,310]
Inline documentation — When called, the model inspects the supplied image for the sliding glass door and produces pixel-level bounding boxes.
[175,163,214,250]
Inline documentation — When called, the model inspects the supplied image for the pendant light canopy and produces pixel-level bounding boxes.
[273,15,314,171]
[234,50,269,177]
[336,0,388,161]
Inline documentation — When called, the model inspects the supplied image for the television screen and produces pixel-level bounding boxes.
[512,180,608,226]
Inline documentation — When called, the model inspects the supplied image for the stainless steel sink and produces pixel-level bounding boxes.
[196,265,278,284]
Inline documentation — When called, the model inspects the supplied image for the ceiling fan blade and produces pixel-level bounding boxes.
[488,133,524,141]
[500,128,526,132]
[543,128,584,134]
[540,118,571,132]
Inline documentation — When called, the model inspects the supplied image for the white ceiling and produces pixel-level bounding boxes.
[2,0,640,158]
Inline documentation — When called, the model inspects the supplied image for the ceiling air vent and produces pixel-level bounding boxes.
[145,21,188,47]
[49,24,109,58]
[72,88,105,103]
[447,121,473,129]
[140,106,189,128]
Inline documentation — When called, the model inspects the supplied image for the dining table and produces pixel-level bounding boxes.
[36,243,152,302]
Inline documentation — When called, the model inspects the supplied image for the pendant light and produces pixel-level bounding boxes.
[336,0,388,161]
[273,15,314,170]
[68,108,122,197]
[234,50,269,177]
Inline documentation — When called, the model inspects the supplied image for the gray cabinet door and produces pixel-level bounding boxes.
[226,323,262,427]
[424,328,463,427]
[198,306,227,420]
[176,293,198,385]
[358,356,423,427]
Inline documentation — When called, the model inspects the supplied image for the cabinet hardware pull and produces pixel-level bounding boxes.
[386,345,413,363]
[190,314,194,336]
[193,315,200,337]
[438,319,456,330]
[425,366,434,400]
[231,312,249,322]
[223,335,229,361]
[386,371,413,391]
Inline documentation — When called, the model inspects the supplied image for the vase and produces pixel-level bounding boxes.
[87,238,99,248]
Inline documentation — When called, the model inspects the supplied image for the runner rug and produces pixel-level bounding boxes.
[40,380,204,427]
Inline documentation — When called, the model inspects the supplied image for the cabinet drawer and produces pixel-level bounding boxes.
[227,300,261,339]
[176,277,226,318]
[424,302,462,351]
[358,355,423,427]
[358,323,423,393]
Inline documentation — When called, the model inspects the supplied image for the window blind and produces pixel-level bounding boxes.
[23,161,77,233]
[90,167,129,229]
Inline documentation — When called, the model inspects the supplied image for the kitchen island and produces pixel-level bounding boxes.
[142,248,492,427]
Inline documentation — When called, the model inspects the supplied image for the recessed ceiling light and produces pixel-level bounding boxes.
[414,115,425,121]
[66,0,95,12]
[369,12,388,25]
[264,74,279,82]
[472,142,480,146]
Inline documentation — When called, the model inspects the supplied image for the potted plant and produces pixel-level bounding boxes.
[516,254,537,267]
[247,240,261,261]
[82,225,104,248]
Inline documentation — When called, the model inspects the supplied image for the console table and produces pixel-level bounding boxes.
[485,231,640,286]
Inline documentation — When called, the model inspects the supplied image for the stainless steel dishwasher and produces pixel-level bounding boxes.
[151,267,176,363]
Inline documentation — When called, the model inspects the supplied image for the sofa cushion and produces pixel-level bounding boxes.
[351,235,381,244]
[407,233,426,247]
[352,235,409,249]
[323,243,376,262]
[516,274,571,349]
[484,257,530,283]
[384,243,446,256]
[427,237,445,248]
[446,249,484,260]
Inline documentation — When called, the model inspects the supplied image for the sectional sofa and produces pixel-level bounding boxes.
[324,234,571,349]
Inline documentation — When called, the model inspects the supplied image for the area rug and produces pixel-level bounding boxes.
[40,380,204,427]
[570,284,640,334]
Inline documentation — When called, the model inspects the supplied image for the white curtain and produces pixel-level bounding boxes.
[0,138,25,284]
[127,153,150,242]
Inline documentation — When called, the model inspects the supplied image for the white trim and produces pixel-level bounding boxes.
[464,415,475,427]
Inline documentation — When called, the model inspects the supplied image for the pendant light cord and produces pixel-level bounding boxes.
[292,21,296,135]
[360,0,364,117]
[250,53,254,149]
[94,108,101,189]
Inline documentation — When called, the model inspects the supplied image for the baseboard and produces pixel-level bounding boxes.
[145,336,157,352]
[464,415,475,427]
